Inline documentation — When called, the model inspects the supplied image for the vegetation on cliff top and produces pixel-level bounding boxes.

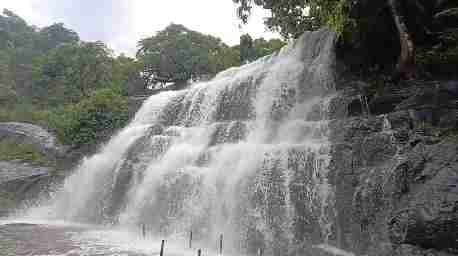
[233,0,458,79]
[137,24,285,89]
[1,9,285,149]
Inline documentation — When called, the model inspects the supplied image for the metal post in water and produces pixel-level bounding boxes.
[189,231,193,249]
[160,240,165,256]
[219,234,223,255]
[197,248,202,256]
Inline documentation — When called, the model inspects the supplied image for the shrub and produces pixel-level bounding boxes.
[50,88,129,146]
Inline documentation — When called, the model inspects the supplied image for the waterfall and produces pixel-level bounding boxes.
[29,29,338,255]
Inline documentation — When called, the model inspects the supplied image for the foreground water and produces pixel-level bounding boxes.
[0,220,204,256]
[0,220,355,256]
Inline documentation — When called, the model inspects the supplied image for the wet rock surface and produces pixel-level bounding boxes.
[328,79,458,255]
[0,161,51,184]
[0,161,58,217]
[0,122,71,217]
[0,122,68,160]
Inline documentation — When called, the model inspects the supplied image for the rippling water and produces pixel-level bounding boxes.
[0,220,208,256]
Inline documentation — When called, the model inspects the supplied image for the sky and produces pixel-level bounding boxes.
[1,0,280,56]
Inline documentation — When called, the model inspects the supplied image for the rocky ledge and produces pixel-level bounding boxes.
[0,161,58,215]
[0,122,69,217]
[328,79,457,255]
[0,122,68,160]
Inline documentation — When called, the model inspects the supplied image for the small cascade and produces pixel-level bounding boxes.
[28,29,339,255]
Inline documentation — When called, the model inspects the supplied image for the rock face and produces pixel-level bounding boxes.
[328,79,458,255]
[0,122,67,160]
[0,122,69,217]
[0,161,58,217]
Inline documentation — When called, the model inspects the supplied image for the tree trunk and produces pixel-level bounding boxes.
[388,0,417,79]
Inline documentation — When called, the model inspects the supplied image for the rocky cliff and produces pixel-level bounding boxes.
[327,78,457,255]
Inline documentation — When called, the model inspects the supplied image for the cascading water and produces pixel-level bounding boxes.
[28,29,338,255]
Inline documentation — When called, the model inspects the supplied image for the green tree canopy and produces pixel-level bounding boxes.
[50,88,129,146]
[232,0,457,78]
[38,23,79,51]
[240,34,256,64]
[239,34,286,64]
[137,24,234,88]
[253,38,286,58]
[112,54,143,96]
[32,41,114,106]
[1,9,79,63]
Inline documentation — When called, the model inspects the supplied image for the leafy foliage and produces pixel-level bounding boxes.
[233,0,349,38]
[112,54,143,96]
[50,88,129,146]
[37,23,79,51]
[32,41,114,106]
[240,34,256,63]
[1,11,286,151]
[137,24,237,87]
[253,38,286,58]
[417,30,458,76]
[239,34,286,63]
[0,83,17,107]
[232,0,458,78]
[1,9,79,65]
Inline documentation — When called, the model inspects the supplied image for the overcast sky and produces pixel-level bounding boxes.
[1,0,280,56]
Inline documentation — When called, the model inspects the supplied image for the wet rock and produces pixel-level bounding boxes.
[369,92,407,115]
[208,121,248,146]
[0,161,59,216]
[0,161,51,184]
[396,82,457,128]
[128,95,150,118]
[329,78,458,256]
[386,141,458,252]
[389,244,456,256]
[0,122,68,160]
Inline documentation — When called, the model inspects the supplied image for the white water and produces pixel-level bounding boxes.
[16,30,339,255]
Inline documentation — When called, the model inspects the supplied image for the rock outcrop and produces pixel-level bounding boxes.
[328,79,457,255]
[0,122,67,160]
[0,122,68,217]
[0,161,58,216]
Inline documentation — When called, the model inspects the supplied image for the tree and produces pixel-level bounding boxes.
[137,24,232,89]
[50,88,129,146]
[210,45,241,73]
[240,34,256,63]
[112,54,143,96]
[32,41,113,106]
[232,0,329,39]
[38,23,79,51]
[253,38,286,59]
[232,0,449,78]
[239,34,286,64]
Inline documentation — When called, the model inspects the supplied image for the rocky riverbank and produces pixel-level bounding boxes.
[0,122,71,217]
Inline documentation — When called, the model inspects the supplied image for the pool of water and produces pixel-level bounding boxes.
[0,220,200,256]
